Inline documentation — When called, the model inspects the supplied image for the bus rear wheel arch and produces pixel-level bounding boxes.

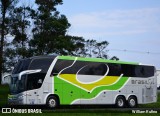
[127,95,137,108]
[115,95,126,108]
[46,95,59,108]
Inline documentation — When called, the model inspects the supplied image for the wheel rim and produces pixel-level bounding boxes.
[118,99,124,107]
[49,99,56,107]
[129,99,136,107]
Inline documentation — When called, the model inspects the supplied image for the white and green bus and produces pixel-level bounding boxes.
[8,55,157,108]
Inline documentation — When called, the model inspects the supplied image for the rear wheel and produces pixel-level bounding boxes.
[115,96,126,108]
[46,96,58,108]
[128,96,137,108]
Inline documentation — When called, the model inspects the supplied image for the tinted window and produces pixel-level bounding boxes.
[62,61,87,74]
[52,59,155,78]
[26,58,54,90]
[134,65,155,77]
[52,60,106,75]
[12,59,31,74]
[26,73,46,90]
[108,64,121,76]
[121,64,135,77]
[29,58,53,73]
[78,64,107,75]
[51,60,73,76]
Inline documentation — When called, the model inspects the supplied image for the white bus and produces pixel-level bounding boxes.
[8,55,157,108]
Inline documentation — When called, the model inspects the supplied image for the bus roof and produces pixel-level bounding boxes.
[20,55,155,66]
[30,55,56,59]
[58,56,139,65]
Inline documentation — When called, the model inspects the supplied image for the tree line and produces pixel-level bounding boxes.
[0,0,118,83]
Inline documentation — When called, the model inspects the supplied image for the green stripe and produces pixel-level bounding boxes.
[58,56,138,65]
[54,76,129,104]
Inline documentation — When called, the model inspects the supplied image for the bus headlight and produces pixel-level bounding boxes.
[18,95,24,99]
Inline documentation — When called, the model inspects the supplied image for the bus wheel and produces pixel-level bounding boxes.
[46,96,58,108]
[115,96,126,108]
[128,96,137,108]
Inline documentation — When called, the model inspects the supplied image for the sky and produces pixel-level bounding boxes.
[22,0,160,69]
[55,0,160,69]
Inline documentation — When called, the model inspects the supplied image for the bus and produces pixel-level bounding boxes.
[8,55,157,108]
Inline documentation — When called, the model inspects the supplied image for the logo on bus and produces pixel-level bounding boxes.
[131,79,154,85]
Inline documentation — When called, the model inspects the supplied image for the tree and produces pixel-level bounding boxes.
[30,0,85,56]
[85,39,96,57]
[2,5,34,73]
[3,42,16,72]
[67,36,85,56]
[84,39,109,59]
[110,56,119,60]
[93,41,109,59]
[9,6,33,58]
[0,0,17,83]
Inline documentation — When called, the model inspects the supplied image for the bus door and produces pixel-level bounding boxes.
[26,75,43,105]
[26,89,39,105]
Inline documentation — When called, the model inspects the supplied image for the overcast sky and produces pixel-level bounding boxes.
[55,0,160,69]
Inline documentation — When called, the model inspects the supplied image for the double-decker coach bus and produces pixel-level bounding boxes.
[8,55,157,108]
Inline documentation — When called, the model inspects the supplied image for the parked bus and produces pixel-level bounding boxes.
[8,55,157,108]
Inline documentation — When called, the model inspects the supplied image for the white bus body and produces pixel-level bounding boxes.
[8,56,157,108]
[157,70,160,88]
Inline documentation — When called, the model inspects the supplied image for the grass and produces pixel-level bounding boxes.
[0,84,9,107]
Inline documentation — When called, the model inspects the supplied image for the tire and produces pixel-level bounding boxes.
[128,96,137,108]
[115,96,126,108]
[46,96,58,108]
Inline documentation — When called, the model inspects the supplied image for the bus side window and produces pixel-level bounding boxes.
[78,63,107,76]
[121,64,155,77]
[27,73,45,90]
[135,65,155,77]
[51,60,74,76]
[121,64,135,77]
[92,64,107,75]
[108,64,121,76]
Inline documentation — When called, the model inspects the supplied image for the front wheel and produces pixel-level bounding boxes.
[46,96,58,108]
[115,96,126,108]
[128,96,137,108]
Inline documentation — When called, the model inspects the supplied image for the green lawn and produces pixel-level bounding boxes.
[0,84,9,107]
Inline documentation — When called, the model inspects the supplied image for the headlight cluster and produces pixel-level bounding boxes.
[18,95,24,99]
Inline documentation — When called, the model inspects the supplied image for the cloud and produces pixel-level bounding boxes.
[68,8,160,38]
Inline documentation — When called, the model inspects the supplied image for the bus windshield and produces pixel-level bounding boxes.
[10,75,26,94]
[12,59,31,74]
[10,56,55,94]
[10,73,46,95]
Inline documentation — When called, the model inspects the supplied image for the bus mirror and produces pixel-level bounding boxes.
[38,79,42,84]
[37,79,43,88]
